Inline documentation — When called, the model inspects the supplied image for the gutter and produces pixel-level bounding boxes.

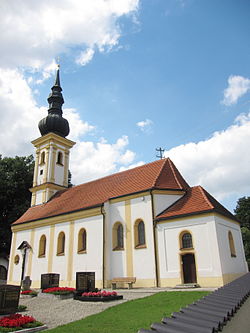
[150,190,159,288]
[101,204,106,289]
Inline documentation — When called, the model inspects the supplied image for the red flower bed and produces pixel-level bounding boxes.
[0,313,35,328]
[82,290,117,297]
[43,287,75,294]
[21,290,33,294]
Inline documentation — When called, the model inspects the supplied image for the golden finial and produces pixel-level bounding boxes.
[56,56,60,69]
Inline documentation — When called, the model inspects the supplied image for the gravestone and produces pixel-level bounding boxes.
[22,276,32,291]
[41,273,59,290]
[76,272,95,291]
[0,285,20,315]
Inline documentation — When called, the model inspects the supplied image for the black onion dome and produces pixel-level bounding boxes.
[38,68,70,138]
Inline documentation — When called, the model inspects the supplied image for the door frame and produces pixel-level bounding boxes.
[180,252,197,284]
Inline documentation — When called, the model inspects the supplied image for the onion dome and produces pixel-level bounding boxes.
[38,68,70,137]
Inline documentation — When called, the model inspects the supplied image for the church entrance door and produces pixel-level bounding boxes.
[182,253,197,284]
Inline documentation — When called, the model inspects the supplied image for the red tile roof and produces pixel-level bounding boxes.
[13,158,189,225]
[156,186,238,222]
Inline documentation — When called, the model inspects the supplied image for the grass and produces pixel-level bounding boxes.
[47,291,209,333]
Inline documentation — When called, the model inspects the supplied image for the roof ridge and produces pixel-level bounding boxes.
[153,158,167,187]
[69,159,166,191]
[198,186,214,209]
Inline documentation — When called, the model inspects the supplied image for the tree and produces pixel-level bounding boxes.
[234,196,250,229]
[0,155,34,254]
[235,196,250,268]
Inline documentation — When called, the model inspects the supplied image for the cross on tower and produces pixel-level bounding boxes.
[156,147,165,159]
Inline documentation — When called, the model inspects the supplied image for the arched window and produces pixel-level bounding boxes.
[112,222,124,250]
[38,235,46,257]
[57,232,65,255]
[40,151,45,164]
[57,152,63,165]
[134,219,146,248]
[117,224,124,249]
[228,231,236,257]
[181,232,193,249]
[0,265,7,280]
[78,228,87,253]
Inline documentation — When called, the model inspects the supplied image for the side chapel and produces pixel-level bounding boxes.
[7,69,248,289]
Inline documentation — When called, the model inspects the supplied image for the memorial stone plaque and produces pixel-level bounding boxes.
[41,273,59,290]
[76,272,95,291]
[0,285,20,315]
[22,276,32,291]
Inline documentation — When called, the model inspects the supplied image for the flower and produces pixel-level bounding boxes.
[21,290,33,294]
[43,287,75,294]
[81,290,118,297]
[0,314,35,328]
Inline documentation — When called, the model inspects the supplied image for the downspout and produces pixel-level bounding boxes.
[150,190,159,287]
[101,204,105,289]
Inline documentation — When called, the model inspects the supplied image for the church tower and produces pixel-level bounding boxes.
[30,67,75,206]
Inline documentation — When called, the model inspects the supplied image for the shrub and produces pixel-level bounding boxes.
[18,305,27,312]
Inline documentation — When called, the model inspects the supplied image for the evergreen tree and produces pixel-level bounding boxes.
[235,196,250,269]
[0,155,34,254]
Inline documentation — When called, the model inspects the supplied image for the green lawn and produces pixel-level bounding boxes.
[47,291,209,333]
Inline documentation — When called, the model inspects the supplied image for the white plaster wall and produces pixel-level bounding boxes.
[54,161,64,185]
[52,222,70,281]
[108,201,126,279]
[37,164,45,185]
[73,215,103,282]
[215,216,248,275]
[10,230,31,283]
[157,216,223,281]
[36,190,43,205]
[154,193,184,216]
[30,226,49,283]
[131,195,156,280]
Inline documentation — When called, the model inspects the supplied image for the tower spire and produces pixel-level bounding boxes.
[38,66,69,137]
[54,64,61,87]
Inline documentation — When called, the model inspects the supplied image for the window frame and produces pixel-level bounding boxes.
[134,219,146,249]
[38,234,46,258]
[57,152,64,166]
[228,231,236,257]
[112,222,124,251]
[77,228,87,254]
[57,231,65,256]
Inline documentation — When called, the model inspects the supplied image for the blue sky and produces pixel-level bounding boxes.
[0,0,250,212]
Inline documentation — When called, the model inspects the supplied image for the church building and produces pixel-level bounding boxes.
[7,70,248,289]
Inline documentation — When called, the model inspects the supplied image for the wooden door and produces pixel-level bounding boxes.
[182,253,197,284]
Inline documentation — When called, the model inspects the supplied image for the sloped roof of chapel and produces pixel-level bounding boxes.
[156,185,238,222]
[13,158,189,225]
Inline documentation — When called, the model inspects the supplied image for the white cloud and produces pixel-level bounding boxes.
[0,68,94,156]
[0,68,43,156]
[70,135,139,184]
[164,113,250,202]
[222,75,250,106]
[0,68,139,182]
[0,0,139,70]
[76,48,95,66]
[136,118,153,133]
[0,0,140,181]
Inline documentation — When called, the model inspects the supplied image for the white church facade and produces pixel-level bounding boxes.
[7,70,248,289]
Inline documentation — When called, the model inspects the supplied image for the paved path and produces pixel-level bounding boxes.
[221,296,250,333]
